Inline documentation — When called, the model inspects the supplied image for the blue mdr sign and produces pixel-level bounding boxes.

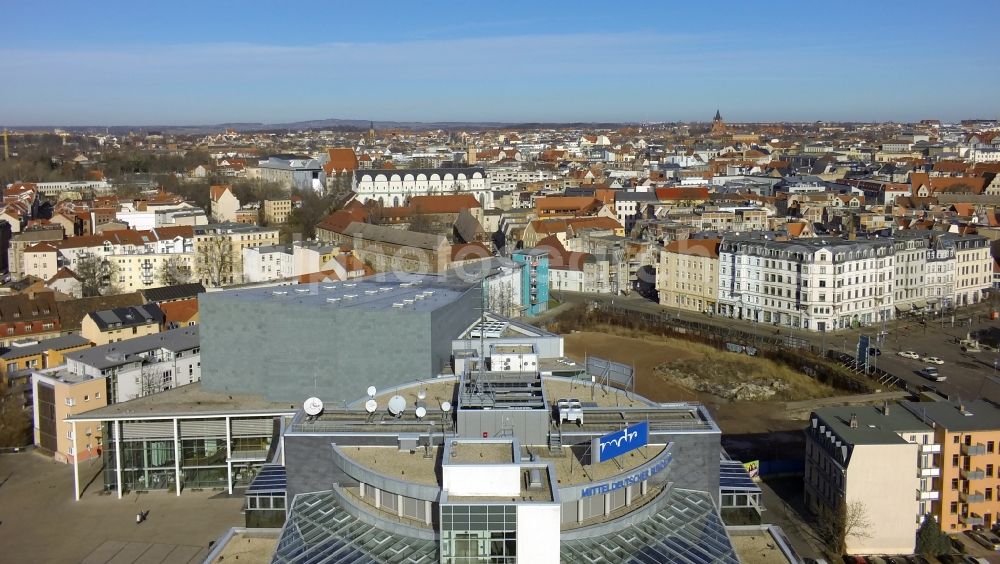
[592,420,649,463]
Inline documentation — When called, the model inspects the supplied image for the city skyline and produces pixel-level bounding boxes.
[3,0,999,126]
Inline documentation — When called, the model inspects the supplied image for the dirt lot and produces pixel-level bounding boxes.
[562,328,840,434]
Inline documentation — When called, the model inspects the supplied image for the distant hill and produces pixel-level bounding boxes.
[6,118,639,134]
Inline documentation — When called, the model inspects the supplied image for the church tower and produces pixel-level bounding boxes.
[711,109,727,135]
[368,121,375,140]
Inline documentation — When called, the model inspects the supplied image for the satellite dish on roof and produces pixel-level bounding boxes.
[417,389,427,400]
[303,397,324,416]
[366,385,377,398]
[387,395,406,417]
[440,400,452,413]
[415,406,427,419]
[365,399,378,413]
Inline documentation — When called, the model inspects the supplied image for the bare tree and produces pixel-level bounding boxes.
[157,256,193,287]
[74,253,120,297]
[819,498,872,554]
[0,379,30,447]
[196,234,234,287]
[138,363,168,398]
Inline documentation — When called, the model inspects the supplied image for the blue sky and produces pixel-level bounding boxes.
[2,1,998,126]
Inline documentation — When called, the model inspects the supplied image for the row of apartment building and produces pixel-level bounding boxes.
[658,232,993,331]
[807,399,1000,555]
[14,223,281,292]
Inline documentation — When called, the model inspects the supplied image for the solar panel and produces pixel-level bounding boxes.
[247,465,287,493]
[719,460,761,492]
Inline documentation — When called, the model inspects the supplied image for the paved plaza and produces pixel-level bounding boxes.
[0,452,244,564]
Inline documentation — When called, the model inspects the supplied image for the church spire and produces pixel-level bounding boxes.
[714,109,722,122]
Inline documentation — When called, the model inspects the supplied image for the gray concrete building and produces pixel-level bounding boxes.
[198,273,481,403]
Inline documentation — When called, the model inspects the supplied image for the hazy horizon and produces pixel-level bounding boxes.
[3,1,998,126]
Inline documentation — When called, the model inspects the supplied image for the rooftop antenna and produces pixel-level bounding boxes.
[364,398,378,422]
[303,396,324,418]
[387,395,407,418]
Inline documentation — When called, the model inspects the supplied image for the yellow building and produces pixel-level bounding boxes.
[923,400,1000,532]
[263,198,293,225]
[658,239,721,313]
[0,334,92,383]
[194,224,280,287]
[110,252,196,292]
[80,304,164,346]
[32,370,107,463]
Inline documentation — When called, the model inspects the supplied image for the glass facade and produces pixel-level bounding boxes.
[440,505,516,563]
[101,418,274,493]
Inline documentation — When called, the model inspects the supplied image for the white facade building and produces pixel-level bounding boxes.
[49,326,201,404]
[892,235,928,312]
[352,167,493,209]
[718,236,895,331]
[243,245,295,283]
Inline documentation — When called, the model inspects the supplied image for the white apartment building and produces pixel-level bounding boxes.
[31,180,112,198]
[943,234,993,307]
[718,236,895,331]
[926,236,957,310]
[805,404,930,555]
[39,326,201,405]
[352,167,493,209]
[892,235,928,312]
[242,244,294,283]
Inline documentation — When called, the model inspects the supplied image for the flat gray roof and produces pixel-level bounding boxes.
[202,272,472,313]
[901,400,1000,432]
[0,334,91,360]
[65,326,199,370]
[66,381,296,421]
[812,403,930,445]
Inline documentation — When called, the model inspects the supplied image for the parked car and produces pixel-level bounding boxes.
[919,366,946,382]
[961,556,989,564]
[965,529,1000,550]
[898,350,920,359]
[922,356,945,365]
[884,557,907,564]
[904,556,930,564]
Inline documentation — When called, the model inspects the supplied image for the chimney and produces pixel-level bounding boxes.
[959,402,966,414]
[849,413,859,429]
[882,401,890,416]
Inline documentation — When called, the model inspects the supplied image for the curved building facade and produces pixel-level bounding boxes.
[276,367,737,563]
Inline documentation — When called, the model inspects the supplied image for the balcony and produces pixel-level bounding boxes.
[920,467,941,478]
[961,468,986,481]
[917,489,940,501]
[920,443,942,454]
[961,490,986,504]
[961,443,987,456]
[960,513,985,527]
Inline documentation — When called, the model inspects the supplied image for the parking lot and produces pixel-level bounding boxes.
[0,452,245,563]
[843,315,1000,402]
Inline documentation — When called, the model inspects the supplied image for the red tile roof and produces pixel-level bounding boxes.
[663,238,720,258]
[408,194,481,214]
[325,148,359,174]
[159,298,199,325]
[655,187,710,201]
